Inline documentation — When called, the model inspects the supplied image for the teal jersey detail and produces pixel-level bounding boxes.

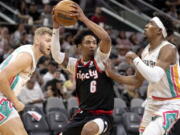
[163,113,176,130]
[0,55,13,70]
[0,99,13,125]
[163,111,178,135]
[10,75,20,90]
[166,68,176,97]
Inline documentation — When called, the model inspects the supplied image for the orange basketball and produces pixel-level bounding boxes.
[53,0,77,26]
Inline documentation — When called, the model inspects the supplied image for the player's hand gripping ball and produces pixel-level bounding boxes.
[52,0,77,26]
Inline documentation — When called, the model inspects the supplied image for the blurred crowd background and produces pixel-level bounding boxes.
[1,0,180,134]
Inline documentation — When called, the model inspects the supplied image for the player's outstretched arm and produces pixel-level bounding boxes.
[126,45,176,83]
[104,61,144,88]
[70,4,111,54]
[0,52,32,112]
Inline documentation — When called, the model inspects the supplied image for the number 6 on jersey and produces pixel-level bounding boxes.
[90,80,96,93]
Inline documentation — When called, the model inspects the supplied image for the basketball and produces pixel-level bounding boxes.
[53,0,77,26]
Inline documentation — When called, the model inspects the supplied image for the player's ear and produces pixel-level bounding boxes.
[34,36,40,44]
[157,28,163,35]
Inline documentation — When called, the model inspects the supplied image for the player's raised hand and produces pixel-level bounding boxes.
[69,3,86,21]
[125,51,138,64]
[52,14,60,29]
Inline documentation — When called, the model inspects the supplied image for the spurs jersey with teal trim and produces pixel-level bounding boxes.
[141,40,180,99]
[0,45,36,96]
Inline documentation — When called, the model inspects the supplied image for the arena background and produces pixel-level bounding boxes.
[0,0,180,135]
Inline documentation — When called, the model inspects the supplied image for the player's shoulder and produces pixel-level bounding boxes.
[14,44,33,56]
[17,44,32,50]
[16,52,33,64]
[159,41,177,60]
[160,41,176,52]
[13,44,32,53]
[6,51,33,71]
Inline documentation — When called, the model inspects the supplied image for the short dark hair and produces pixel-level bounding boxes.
[153,12,175,37]
[73,30,99,46]
[49,61,58,68]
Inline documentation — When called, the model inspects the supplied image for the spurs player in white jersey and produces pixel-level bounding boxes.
[0,27,52,135]
[104,13,179,135]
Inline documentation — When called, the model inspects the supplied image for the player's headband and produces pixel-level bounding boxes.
[151,16,167,38]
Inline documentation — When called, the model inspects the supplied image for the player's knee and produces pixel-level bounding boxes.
[81,121,99,135]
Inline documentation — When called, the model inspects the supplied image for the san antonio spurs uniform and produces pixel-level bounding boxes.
[139,40,180,135]
[0,45,36,125]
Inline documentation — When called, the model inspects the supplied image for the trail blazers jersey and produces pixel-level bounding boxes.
[75,59,114,111]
